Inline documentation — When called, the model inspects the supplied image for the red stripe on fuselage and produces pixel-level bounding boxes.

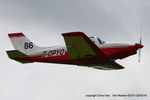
[8,33,25,37]
[15,51,70,62]
[13,51,107,66]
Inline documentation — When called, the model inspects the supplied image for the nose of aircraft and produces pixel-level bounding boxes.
[135,43,144,49]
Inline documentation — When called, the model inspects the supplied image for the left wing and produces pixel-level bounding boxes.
[62,32,107,59]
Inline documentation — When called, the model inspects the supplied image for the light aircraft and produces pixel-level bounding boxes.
[6,32,143,70]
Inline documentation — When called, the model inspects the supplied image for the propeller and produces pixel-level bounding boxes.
[138,29,143,63]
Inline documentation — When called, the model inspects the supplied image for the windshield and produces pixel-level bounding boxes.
[89,37,105,44]
[89,37,95,43]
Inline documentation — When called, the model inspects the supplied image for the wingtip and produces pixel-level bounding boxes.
[62,32,84,36]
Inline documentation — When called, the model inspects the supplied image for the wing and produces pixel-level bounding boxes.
[62,32,107,59]
[93,62,124,70]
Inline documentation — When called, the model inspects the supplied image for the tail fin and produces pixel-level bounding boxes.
[8,33,40,55]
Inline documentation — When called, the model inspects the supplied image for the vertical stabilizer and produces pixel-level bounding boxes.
[8,33,40,55]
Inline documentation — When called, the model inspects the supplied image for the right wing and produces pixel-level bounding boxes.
[62,32,107,59]
[93,62,124,70]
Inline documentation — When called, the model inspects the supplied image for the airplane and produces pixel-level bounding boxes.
[6,32,143,70]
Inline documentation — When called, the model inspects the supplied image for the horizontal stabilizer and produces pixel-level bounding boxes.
[6,50,33,64]
[6,50,27,58]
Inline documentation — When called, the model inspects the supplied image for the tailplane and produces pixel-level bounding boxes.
[6,50,33,63]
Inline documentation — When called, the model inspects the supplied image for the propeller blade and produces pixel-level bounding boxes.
[140,35,142,44]
[138,28,143,63]
[138,49,141,63]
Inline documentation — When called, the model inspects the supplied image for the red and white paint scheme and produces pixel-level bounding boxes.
[6,32,143,70]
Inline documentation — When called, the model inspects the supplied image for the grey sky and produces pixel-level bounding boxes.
[0,0,150,100]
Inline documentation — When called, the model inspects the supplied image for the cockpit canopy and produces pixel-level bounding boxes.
[89,37,105,44]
